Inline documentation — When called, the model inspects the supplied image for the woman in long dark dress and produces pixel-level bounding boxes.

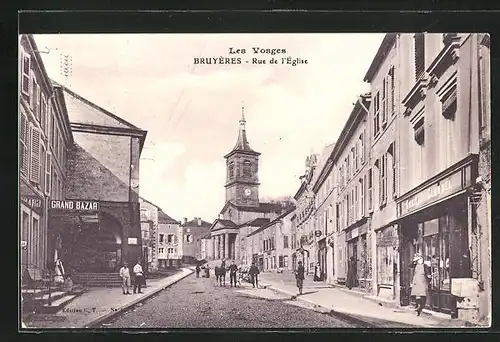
[346,256,358,290]
[409,254,431,316]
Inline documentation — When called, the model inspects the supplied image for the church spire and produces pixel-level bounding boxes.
[224,105,260,158]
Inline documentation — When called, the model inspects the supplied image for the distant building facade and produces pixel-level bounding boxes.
[139,197,161,271]
[181,217,211,263]
[157,211,182,268]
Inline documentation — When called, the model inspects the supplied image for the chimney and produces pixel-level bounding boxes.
[184,217,188,225]
[197,217,202,226]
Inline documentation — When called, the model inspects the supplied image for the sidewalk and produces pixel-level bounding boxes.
[259,272,471,328]
[22,268,193,329]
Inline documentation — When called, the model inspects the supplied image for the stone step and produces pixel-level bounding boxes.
[40,295,77,314]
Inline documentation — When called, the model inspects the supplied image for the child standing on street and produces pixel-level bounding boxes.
[119,262,131,295]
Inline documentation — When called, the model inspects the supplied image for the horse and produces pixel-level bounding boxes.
[215,265,226,286]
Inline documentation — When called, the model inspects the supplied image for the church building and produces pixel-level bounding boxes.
[209,109,284,264]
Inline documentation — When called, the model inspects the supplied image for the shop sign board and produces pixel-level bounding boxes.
[20,196,43,208]
[128,238,138,245]
[50,200,99,211]
[398,170,464,218]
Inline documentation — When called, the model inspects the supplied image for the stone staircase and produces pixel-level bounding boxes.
[22,285,86,315]
[72,273,123,287]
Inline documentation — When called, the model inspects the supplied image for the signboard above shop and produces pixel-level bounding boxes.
[50,199,99,211]
[397,163,472,218]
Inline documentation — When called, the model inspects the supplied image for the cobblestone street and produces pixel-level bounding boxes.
[100,273,356,329]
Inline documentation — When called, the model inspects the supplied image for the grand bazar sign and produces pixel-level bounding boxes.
[398,170,463,217]
[50,199,99,211]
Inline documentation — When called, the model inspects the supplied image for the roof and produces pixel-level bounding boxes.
[139,196,162,210]
[55,82,148,153]
[200,231,212,239]
[310,143,336,192]
[247,207,295,237]
[224,110,260,158]
[216,219,238,228]
[158,210,180,224]
[220,201,284,215]
[363,33,398,83]
[244,218,271,227]
[329,95,371,165]
[182,218,212,228]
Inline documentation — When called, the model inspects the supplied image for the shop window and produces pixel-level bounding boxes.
[31,215,39,268]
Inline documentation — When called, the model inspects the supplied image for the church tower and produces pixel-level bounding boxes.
[224,107,260,207]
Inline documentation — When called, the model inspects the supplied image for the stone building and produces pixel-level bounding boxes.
[384,33,487,322]
[139,197,161,271]
[181,217,211,263]
[157,210,182,268]
[363,33,400,299]
[19,34,73,281]
[47,85,147,273]
[310,143,336,282]
[292,154,319,274]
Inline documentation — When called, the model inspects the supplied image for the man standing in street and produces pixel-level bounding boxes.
[133,259,145,294]
[295,261,305,295]
[195,264,201,278]
[228,260,238,287]
[119,262,131,295]
[249,262,260,289]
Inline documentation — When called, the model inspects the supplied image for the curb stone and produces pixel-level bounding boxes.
[266,284,390,328]
[84,268,193,328]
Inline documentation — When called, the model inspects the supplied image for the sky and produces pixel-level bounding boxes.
[34,33,385,222]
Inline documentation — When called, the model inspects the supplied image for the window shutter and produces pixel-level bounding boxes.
[45,152,51,195]
[40,145,45,191]
[30,126,41,184]
[29,72,35,109]
[41,93,46,134]
[390,67,395,116]
[21,51,31,95]
[414,34,425,80]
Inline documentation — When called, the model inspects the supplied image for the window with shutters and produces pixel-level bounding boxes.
[353,145,358,172]
[380,154,387,206]
[45,152,51,195]
[29,126,41,184]
[360,178,365,217]
[346,156,350,181]
[40,93,47,135]
[21,51,31,96]
[359,132,364,164]
[389,66,395,117]
[351,188,355,223]
[20,113,29,176]
[441,86,457,120]
[51,115,56,148]
[34,82,41,122]
[368,168,373,211]
[414,33,425,80]
[381,77,387,126]
[336,203,340,232]
[40,144,45,192]
[29,72,36,111]
[388,143,396,198]
[373,92,380,137]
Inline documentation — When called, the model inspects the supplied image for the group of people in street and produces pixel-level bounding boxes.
[194,259,261,288]
[119,259,146,295]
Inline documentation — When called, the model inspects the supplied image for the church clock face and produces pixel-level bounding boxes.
[244,188,252,197]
